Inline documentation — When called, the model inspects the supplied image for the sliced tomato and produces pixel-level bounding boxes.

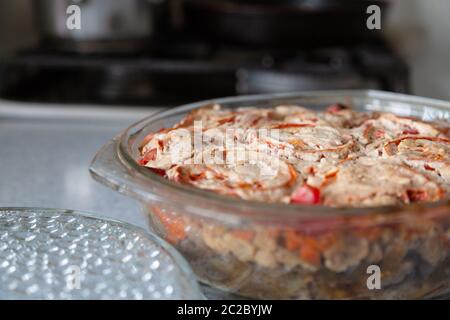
[326,103,349,113]
[148,167,166,177]
[407,189,427,202]
[217,116,236,125]
[273,123,316,129]
[402,128,419,135]
[139,148,157,165]
[374,129,385,138]
[291,184,321,205]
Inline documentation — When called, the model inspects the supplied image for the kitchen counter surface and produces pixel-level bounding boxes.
[0,101,157,228]
[0,99,230,299]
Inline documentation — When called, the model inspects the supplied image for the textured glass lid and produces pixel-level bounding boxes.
[0,208,203,300]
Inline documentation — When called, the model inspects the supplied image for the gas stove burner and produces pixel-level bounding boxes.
[240,45,409,94]
[0,41,408,107]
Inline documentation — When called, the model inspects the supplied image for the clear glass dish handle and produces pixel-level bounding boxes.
[90,136,162,205]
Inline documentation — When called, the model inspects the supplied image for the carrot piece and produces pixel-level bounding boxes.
[284,230,303,251]
[152,206,186,244]
[286,164,299,187]
[230,230,255,242]
[299,242,321,266]
[316,233,338,251]
[284,231,331,266]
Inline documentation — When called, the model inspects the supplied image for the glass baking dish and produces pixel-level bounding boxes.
[90,90,450,299]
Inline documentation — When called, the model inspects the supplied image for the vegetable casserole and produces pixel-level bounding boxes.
[137,101,450,299]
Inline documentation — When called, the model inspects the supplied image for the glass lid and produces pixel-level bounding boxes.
[0,208,203,300]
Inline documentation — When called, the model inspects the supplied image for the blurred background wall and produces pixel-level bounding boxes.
[0,0,38,53]
[386,0,450,101]
[1,0,449,100]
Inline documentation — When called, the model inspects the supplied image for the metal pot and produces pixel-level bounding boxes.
[33,0,169,53]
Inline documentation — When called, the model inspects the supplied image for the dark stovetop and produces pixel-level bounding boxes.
[0,39,409,107]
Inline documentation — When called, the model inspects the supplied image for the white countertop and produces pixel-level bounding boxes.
[0,99,236,299]
[0,100,160,229]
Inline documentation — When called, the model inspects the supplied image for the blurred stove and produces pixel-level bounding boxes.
[0,37,409,107]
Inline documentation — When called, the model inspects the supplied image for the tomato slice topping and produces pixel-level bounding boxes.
[407,189,427,202]
[374,129,385,138]
[148,167,166,177]
[402,128,419,135]
[326,103,348,113]
[291,184,321,205]
[139,148,157,165]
